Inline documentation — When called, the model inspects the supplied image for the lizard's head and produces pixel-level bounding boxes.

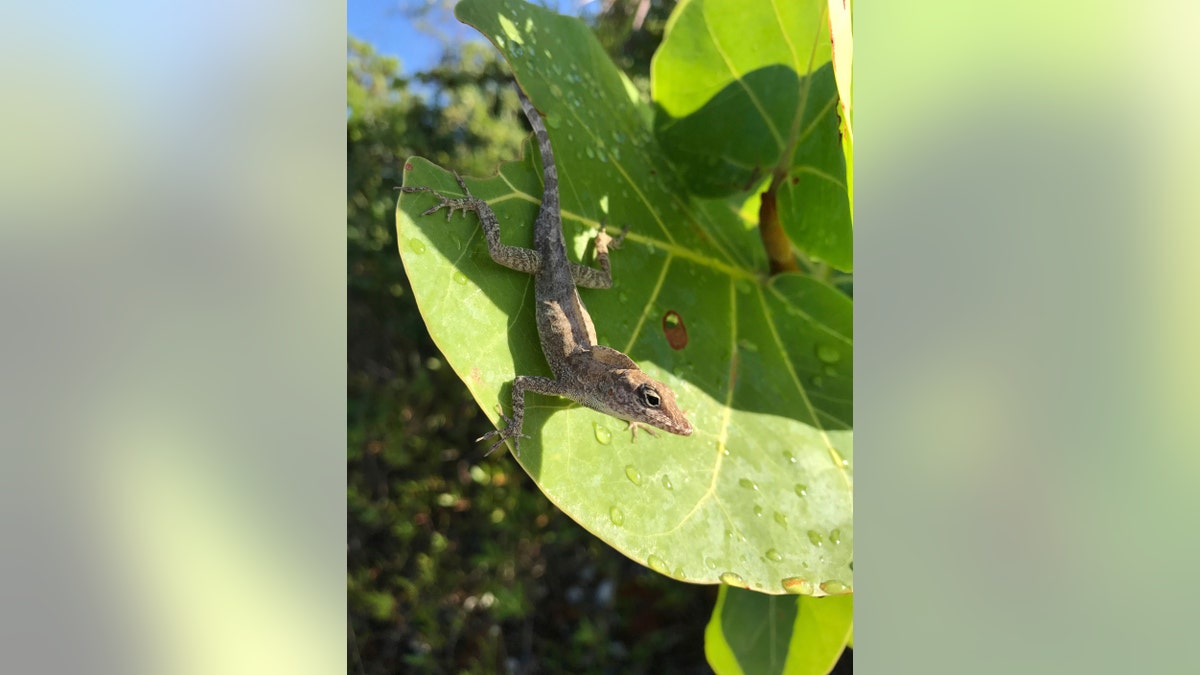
[599,369,693,437]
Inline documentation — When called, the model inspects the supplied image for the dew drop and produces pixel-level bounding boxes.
[452,271,468,286]
[588,422,612,445]
[585,147,595,159]
[820,580,852,595]
[765,549,784,562]
[624,465,643,486]
[807,530,823,546]
[829,528,842,545]
[753,505,763,517]
[815,344,842,364]
[549,83,563,98]
[737,478,758,490]
[705,557,717,570]
[719,572,746,587]
[735,279,752,295]
[647,554,669,575]
[782,577,814,595]
[823,365,838,376]
[810,375,825,388]
[794,484,808,497]
[773,511,789,528]
[609,506,624,526]
[408,238,427,254]
[673,566,686,579]
[737,339,759,352]
[782,450,796,463]
[661,475,673,490]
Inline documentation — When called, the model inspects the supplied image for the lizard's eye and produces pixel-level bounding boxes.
[639,385,661,408]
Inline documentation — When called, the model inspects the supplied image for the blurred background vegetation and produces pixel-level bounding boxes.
[348,1,851,672]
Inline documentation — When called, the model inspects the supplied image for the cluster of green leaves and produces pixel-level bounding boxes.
[349,24,718,674]
[396,0,852,671]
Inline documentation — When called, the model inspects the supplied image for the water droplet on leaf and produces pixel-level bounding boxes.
[816,344,842,363]
[782,577,814,594]
[624,465,642,485]
[593,422,612,445]
[609,506,624,526]
[820,580,851,595]
[719,572,746,587]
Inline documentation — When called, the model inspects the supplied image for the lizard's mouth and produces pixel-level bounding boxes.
[669,419,694,436]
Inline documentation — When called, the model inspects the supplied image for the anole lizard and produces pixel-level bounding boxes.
[400,88,693,456]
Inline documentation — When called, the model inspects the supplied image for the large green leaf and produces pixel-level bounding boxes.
[705,586,852,674]
[396,0,852,595]
[652,0,853,271]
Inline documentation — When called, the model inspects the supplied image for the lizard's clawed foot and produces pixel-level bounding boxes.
[478,405,529,457]
[625,420,658,442]
[595,219,630,252]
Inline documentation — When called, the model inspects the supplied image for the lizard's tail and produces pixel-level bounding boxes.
[517,89,560,240]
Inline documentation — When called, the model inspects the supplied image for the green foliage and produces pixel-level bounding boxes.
[705,587,853,674]
[398,0,852,596]
[653,0,852,271]
[349,25,715,674]
[353,0,852,671]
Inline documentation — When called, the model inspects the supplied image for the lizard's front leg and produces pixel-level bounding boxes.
[570,221,630,289]
[479,375,573,457]
[400,172,542,276]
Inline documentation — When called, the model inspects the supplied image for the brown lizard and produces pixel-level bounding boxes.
[400,88,693,456]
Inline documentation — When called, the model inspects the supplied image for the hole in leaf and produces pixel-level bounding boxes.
[661,310,687,350]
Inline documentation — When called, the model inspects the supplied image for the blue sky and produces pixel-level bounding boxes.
[348,0,591,74]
